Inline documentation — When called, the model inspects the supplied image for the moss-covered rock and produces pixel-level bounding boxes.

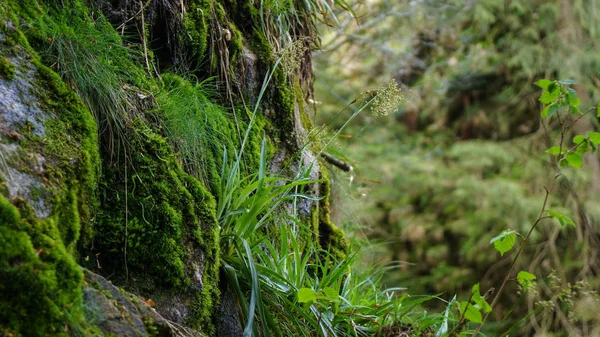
[1,0,350,336]
[0,9,99,335]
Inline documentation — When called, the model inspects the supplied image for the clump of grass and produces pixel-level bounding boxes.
[259,0,355,50]
[33,5,150,159]
[157,74,239,194]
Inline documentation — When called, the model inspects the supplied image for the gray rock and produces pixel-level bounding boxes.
[83,270,205,337]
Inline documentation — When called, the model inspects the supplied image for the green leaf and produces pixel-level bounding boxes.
[534,79,552,89]
[573,135,586,144]
[541,103,559,118]
[547,210,576,227]
[566,152,583,169]
[322,287,339,302]
[567,91,580,107]
[545,146,562,155]
[460,301,482,324]
[471,284,492,313]
[589,132,600,145]
[539,89,560,104]
[490,230,516,256]
[577,142,589,155]
[517,271,536,287]
[597,106,600,117]
[558,79,578,85]
[297,288,317,304]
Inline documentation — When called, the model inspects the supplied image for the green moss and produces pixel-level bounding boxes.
[93,119,220,334]
[0,185,88,337]
[184,0,211,64]
[0,5,100,336]
[142,317,160,337]
[0,56,15,80]
[32,61,100,253]
[317,168,348,259]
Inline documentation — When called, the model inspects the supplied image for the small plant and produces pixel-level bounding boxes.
[455,79,600,336]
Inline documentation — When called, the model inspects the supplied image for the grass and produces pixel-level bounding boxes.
[33,4,150,160]
[158,74,239,194]
[211,61,440,336]
[259,0,355,51]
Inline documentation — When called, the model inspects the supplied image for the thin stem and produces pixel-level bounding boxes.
[472,174,559,336]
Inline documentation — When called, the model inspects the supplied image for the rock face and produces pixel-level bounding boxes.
[83,270,204,337]
[0,1,347,336]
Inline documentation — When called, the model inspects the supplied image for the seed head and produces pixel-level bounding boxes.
[370,79,403,117]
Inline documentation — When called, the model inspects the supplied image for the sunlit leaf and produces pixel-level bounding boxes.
[539,89,560,104]
[566,152,582,169]
[545,146,562,155]
[471,284,491,313]
[534,79,552,89]
[517,271,536,288]
[589,132,600,145]
[490,230,516,256]
[298,288,317,304]
[547,209,576,227]
[460,301,482,324]
[573,135,586,144]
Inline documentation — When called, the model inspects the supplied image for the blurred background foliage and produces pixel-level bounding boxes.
[313,0,600,335]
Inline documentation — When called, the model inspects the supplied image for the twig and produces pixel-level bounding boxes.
[321,152,353,172]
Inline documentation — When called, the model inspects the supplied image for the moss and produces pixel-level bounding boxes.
[142,317,160,337]
[184,0,211,64]
[0,4,100,336]
[32,61,100,253]
[317,168,348,259]
[0,56,15,80]
[93,119,220,334]
[0,187,87,337]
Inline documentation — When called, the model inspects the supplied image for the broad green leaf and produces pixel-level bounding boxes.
[577,142,589,155]
[322,287,339,302]
[297,288,317,304]
[517,271,536,287]
[558,79,578,85]
[573,135,586,144]
[566,152,583,169]
[545,146,562,155]
[571,106,581,115]
[539,89,560,104]
[589,132,600,145]
[460,301,482,324]
[471,284,492,313]
[547,209,576,227]
[541,103,559,118]
[490,229,516,256]
[534,79,552,89]
[567,91,580,107]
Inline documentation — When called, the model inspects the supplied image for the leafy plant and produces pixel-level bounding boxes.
[471,80,600,335]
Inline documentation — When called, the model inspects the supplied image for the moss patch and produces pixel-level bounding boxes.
[317,168,348,259]
[92,119,220,334]
[0,5,100,333]
[0,56,15,80]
